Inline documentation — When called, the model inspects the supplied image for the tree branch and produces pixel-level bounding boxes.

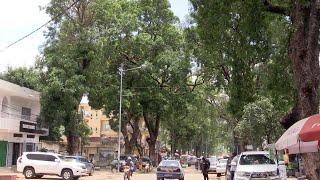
[220,65,230,83]
[262,0,288,15]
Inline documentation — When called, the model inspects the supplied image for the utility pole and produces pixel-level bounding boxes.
[117,63,124,172]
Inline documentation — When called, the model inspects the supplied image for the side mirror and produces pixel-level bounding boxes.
[231,162,237,166]
[278,161,285,165]
[55,159,60,163]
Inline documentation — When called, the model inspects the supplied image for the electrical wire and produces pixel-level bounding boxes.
[1,104,39,118]
[2,0,81,50]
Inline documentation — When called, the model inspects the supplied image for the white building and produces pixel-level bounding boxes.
[0,79,48,167]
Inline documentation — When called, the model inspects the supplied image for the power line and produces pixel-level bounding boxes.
[2,0,81,50]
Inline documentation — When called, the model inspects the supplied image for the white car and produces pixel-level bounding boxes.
[234,151,280,180]
[207,156,217,173]
[216,158,228,175]
[17,152,87,180]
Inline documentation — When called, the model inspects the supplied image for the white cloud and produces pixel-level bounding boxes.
[0,0,50,72]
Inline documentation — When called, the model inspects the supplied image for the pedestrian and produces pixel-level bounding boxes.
[138,158,143,172]
[229,152,238,180]
[201,157,210,180]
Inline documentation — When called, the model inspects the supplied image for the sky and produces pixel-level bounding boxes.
[0,0,190,72]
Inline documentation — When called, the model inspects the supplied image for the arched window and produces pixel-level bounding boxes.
[1,97,9,118]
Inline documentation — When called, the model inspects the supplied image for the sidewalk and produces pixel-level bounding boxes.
[0,167,16,174]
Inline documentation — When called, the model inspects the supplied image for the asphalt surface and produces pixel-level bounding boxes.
[2,166,224,180]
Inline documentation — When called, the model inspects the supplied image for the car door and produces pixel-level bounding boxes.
[44,155,60,175]
[80,158,89,170]
[26,154,47,174]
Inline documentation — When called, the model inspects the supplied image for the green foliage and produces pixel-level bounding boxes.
[190,0,295,150]
[235,97,284,148]
[0,67,40,90]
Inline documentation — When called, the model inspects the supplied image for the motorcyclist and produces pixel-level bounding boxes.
[127,157,135,176]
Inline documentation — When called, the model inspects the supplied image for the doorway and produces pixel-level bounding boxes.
[12,143,20,165]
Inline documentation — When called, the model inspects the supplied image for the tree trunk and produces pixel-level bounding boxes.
[143,111,160,164]
[66,134,80,155]
[301,153,320,179]
[281,1,320,179]
[148,137,157,165]
[122,114,141,155]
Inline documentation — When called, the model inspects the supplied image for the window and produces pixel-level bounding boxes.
[13,133,23,137]
[239,154,275,165]
[81,158,89,163]
[46,155,57,162]
[1,97,8,118]
[21,107,31,120]
[26,154,47,161]
[27,135,35,138]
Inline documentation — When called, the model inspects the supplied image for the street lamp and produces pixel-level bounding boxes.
[117,63,146,172]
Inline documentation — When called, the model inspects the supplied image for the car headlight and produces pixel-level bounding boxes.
[236,171,246,177]
[268,171,278,176]
[77,164,86,169]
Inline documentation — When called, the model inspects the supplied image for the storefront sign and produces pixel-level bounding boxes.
[19,121,46,135]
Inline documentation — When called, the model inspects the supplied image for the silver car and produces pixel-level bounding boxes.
[65,156,94,176]
[157,160,184,180]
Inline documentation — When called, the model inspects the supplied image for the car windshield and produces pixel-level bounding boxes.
[59,156,74,162]
[239,154,275,165]
[208,158,216,164]
[160,160,179,167]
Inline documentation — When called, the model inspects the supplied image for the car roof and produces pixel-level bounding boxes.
[23,152,61,156]
[240,151,269,155]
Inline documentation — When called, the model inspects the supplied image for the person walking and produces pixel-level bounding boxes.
[201,157,210,180]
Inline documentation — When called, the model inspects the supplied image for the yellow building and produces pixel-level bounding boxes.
[79,94,120,166]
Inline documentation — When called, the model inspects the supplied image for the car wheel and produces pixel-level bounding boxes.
[61,169,73,180]
[23,167,35,179]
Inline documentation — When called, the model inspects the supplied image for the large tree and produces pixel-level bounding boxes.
[87,0,198,162]
[40,0,95,155]
[190,0,320,178]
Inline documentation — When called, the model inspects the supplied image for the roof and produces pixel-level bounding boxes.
[241,151,269,155]
[0,79,40,100]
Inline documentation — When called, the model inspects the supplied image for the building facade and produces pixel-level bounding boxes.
[0,79,48,167]
[79,95,120,166]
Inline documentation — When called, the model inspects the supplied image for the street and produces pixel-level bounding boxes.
[5,167,223,180]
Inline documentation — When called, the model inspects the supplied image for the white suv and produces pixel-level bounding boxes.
[234,151,280,180]
[17,152,87,180]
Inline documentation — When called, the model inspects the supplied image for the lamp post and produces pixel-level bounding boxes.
[117,63,146,172]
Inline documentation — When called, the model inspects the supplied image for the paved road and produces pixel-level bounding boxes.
[8,167,223,180]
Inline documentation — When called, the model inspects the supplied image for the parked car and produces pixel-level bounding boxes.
[207,156,218,174]
[195,158,201,170]
[180,155,188,168]
[65,156,94,176]
[234,151,280,180]
[216,158,228,176]
[17,152,87,180]
[157,160,184,180]
[110,159,125,172]
[187,156,197,166]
